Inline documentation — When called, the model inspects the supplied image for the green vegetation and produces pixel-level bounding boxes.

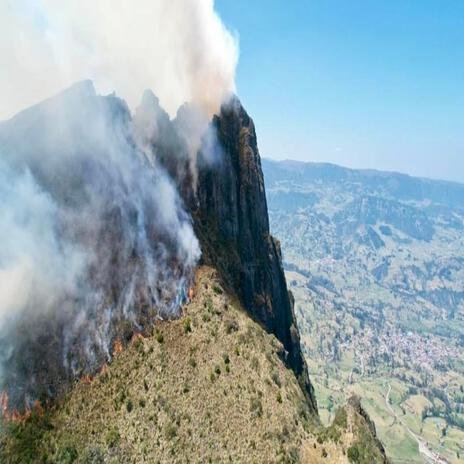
[212,284,223,295]
[183,316,192,334]
[105,427,120,448]
[155,330,164,344]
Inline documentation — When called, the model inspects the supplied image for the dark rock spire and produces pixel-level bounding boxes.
[192,97,317,413]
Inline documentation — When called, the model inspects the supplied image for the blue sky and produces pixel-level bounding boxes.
[216,0,464,182]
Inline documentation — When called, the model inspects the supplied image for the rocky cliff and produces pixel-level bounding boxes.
[191,98,317,413]
[140,92,318,412]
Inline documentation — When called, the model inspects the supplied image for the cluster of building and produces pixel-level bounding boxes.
[348,325,460,373]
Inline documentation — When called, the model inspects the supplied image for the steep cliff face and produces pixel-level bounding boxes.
[191,98,317,413]
[140,93,318,412]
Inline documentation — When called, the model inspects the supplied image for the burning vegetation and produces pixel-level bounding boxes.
[0,391,44,424]
[188,286,194,302]
[0,82,201,414]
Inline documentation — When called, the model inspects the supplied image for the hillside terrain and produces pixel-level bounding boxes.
[263,159,464,464]
[0,267,389,464]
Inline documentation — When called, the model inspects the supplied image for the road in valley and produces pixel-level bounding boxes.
[384,384,449,464]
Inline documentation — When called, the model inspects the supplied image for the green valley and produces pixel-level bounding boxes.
[264,159,464,464]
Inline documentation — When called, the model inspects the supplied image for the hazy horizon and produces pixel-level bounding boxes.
[263,155,464,185]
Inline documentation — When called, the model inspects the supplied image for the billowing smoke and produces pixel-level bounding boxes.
[0,81,201,408]
[0,1,238,411]
[0,0,238,119]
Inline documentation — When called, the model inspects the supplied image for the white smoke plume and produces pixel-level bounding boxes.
[0,0,238,120]
[0,1,238,411]
[0,81,203,408]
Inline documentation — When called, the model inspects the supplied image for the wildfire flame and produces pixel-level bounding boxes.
[131,333,145,344]
[112,339,123,356]
[32,400,44,417]
[188,286,194,302]
[0,391,43,423]
[100,363,109,376]
[80,374,93,385]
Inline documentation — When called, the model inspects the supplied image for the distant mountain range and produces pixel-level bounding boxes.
[263,158,464,464]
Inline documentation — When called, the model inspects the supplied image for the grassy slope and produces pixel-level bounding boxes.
[0,267,387,464]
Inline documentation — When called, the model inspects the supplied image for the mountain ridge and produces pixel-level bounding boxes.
[0,84,389,463]
[191,98,317,412]
[264,158,464,189]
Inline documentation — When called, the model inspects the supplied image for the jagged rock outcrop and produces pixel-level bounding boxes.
[191,98,317,413]
[345,396,389,463]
